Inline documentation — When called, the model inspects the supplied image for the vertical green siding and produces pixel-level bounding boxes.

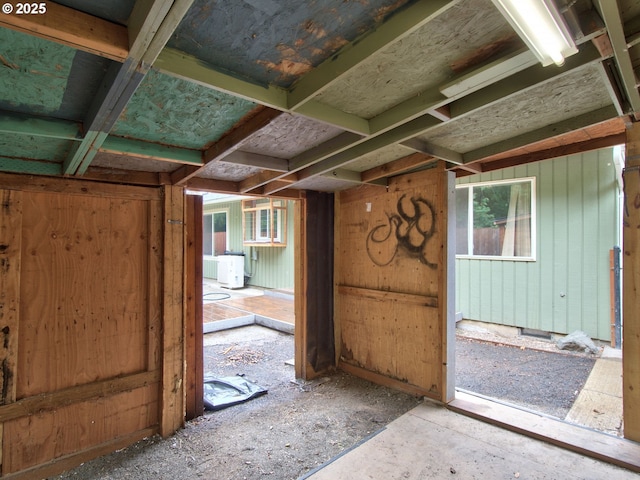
[455,149,619,340]
[202,199,295,290]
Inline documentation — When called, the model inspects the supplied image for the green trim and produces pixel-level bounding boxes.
[0,157,62,175]
[294,100,370,135]
[101,136,202,165]
[597,0,640,113]
[155,48,288,110]
[0,112,81,140]
[369,88,444,135]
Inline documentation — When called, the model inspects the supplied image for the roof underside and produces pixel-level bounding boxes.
[0,0,637,195]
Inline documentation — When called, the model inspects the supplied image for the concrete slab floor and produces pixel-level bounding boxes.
[304,400,637,480]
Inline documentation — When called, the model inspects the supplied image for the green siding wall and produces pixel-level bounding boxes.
[455,149,619,341]
[203,199,295,290]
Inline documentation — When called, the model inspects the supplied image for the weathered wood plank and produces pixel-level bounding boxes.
[185,195,203,420]
[160,185,185,437]
[338,285,438,307]
[623,123,640,442]
[0,173,161,200]
[148,199,163,371]
[0,371,160,423]
[294,196,309,379]
[0,190,21,407]
[0,1,128,61]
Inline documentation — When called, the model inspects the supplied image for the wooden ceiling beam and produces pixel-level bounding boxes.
[361,152,434,182]
[184,177,240,194]
[0,111,81,140]
[64,0,195,176]
[470,132,626,175]
[0,1,128,61]
[401,138,463,164]
[239,171,283,193]
[463,105,620,163]
[100,137,202,165]
[596,0,640,116]
[219,151,289,172]
[287,0,461,110]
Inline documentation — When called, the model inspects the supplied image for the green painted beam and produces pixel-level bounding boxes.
[294,100,370,135]
[155,48,289,110]
[597,0,640,114]
[219,151,288,172]
[67,0,194,176]
[287,0,460,109]
[463,105,619,163]
[296,114,441,180]
[0,157,62,175]
[288,132,364,171]
[101,136,203,165]
[0,111,81,140]
[450,42,604,119]
[401,138,463,164]
[369,88,445,135]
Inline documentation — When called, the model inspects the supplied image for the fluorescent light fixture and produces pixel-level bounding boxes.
[491,0,578,67]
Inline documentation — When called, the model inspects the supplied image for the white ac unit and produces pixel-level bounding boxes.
[216,254,244,289]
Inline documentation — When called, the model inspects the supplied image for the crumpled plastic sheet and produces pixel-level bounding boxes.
[203,374,268,411]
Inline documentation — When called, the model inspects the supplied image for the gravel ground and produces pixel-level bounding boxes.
[53,325,599,480]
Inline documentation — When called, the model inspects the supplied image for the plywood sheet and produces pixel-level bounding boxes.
[337,166,449,397]
[17,192,154,397]
[2,384,158,474]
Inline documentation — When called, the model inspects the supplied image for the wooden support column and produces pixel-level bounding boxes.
[185,194,203,420]
[0,189,22,469]
[161,185,186,437]
[623,123,640,442]
[294,192,335,380]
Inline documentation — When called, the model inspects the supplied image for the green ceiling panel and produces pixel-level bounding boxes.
[112,69,258,149]
[0,29,76,116]
[0,132,73,161]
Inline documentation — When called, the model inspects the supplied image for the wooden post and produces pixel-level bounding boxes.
[185,194,203,420]
[161,185,185,437]
[0,189,22,471]
[623,123,640,442]
[441,165,456,403]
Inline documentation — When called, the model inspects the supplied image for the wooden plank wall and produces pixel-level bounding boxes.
[336,164,454,401]
[623,125,640,442]
[0,174,185,478]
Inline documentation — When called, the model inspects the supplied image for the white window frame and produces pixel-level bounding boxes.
[203,209,229,258]
[456,177,536,261]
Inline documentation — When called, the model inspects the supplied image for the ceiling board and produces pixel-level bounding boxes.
[197,161,263,182]
[51,0,135,25]
[315,0,513,118]
[0,132,72,161]
[91,152,177,173]
[347,144,413,172]
[167,0,413,88]
[239,113,344,158]
[418,64,613,153]
[112,69,257,149]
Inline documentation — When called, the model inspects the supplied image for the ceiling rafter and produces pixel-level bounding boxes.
[286,0,461,110]
[0,112,81,140]
[0,1,128,61]
[218,151,289,172]
[64,0,195,176]
[463,105,619,163]
[401,138,463,164]
[596,0,640,116]
[100,137,202,165]
[170,107,283,186]
[361,152,435,182]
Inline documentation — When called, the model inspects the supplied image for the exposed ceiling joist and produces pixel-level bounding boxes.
[186,177,240,194]
[361,152,435,182]
[463,105,619,163]
[286,0,461,110]
[596,0,640,115]
[64,0,195,176]
[0,1,128,61]
[100,137,202,165]
[0,112,80,140]
[401,138,463,164]
[219,151,289,172]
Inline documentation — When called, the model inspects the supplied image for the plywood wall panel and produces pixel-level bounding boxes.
[337,165,451,399]
[17,193,151,398]
[2,384,158,474]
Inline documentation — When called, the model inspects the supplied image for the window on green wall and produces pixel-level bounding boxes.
[203,210,228,256]
[456,178,536,260]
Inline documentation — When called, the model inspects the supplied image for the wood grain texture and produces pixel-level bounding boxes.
[623,124,640,442]
[337,166,450,400]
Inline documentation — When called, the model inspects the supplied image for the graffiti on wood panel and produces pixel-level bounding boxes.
[366,194,437,268]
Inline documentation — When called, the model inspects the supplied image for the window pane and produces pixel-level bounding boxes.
[471,181,532,258]
[203,214,213,256]
[213,212,227,255]
[259,209,270,238]
[455,188,469,255]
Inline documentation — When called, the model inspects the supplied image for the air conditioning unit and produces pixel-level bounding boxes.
[216,253,245,289]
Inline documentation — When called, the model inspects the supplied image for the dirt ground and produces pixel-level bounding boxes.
[53,325,600,480]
